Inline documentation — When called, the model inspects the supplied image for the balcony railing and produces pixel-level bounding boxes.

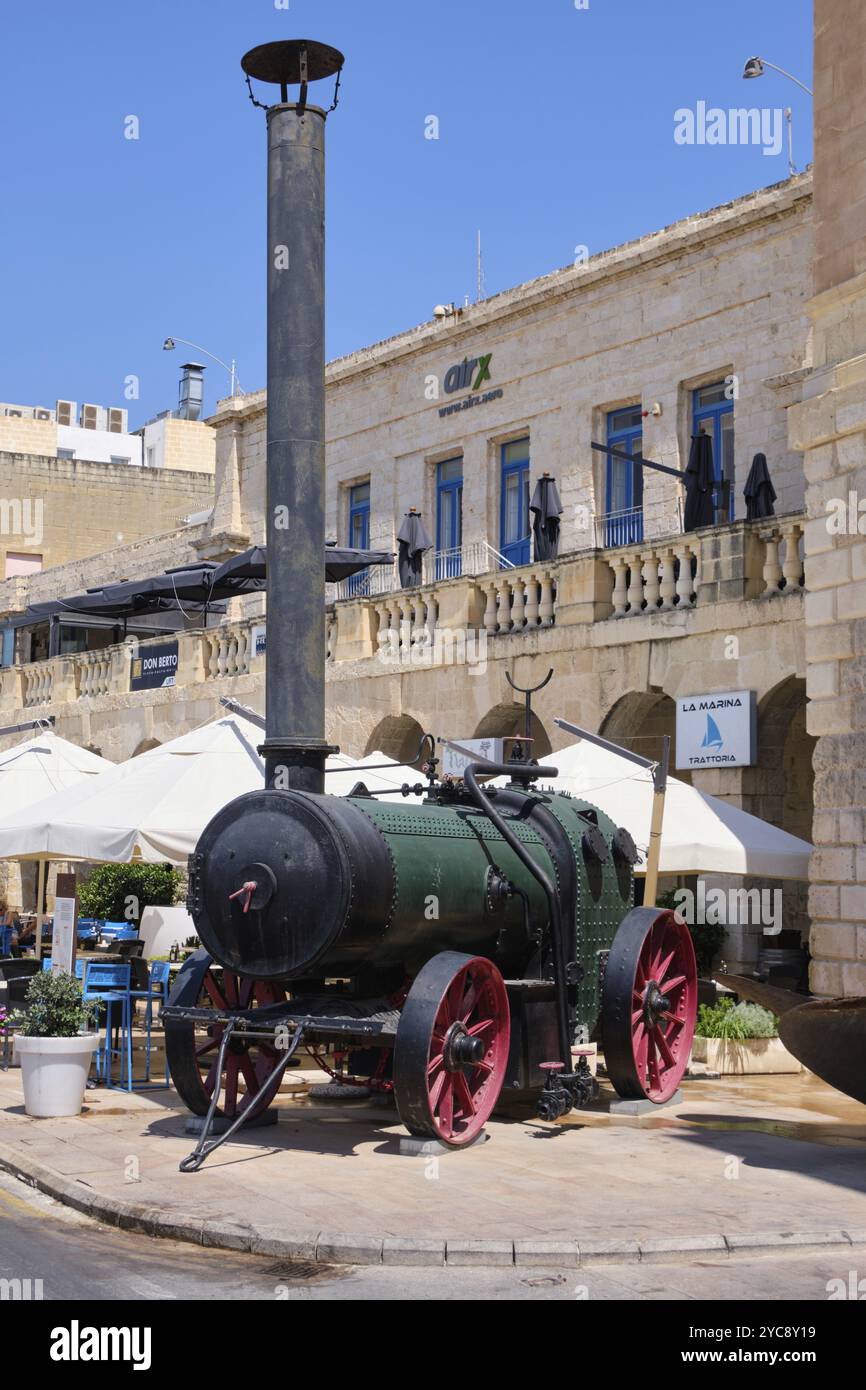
[0,514,807,709]
[326,540,513,603]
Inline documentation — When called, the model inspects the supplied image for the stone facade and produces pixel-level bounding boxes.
[788,0,866,997]
[216,176,812,562]
[0,175,821,981]
[0,451,214,579]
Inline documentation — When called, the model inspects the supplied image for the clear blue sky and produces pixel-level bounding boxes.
[0,0,813,426]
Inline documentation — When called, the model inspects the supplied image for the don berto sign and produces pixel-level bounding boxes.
[130,640,178,691]
[675,690,756,770]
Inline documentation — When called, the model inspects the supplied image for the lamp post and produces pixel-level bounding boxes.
[742,56,813,97]
[162,336,242,398]
[742,56,813,176]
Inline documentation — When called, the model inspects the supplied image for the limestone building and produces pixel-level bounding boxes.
[0,172,818,980]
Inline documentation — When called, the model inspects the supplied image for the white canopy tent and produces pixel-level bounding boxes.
[487,738,813,880]
[0,717,423,868]
[0,729,112,809]
[0,728,114,949]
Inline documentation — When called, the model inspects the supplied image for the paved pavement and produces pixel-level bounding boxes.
[0,1169,860,1302]
[1,1067,865,1267]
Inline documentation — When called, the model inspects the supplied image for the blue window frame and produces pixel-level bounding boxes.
[346,481,371,595]
[435,457,463,579]
[605,406,644,547]
[500,438,530,567]
[692,381,734,520]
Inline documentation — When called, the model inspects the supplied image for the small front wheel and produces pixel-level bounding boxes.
[393,952,510,1146]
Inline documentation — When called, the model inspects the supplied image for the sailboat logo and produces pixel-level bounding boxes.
[701,714,724,751]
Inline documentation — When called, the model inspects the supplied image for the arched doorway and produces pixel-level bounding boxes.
[473,703,552,759]
[131,738,161,758]
[600,690,683,776]
[742,677,814,946]
[365,715,427,765]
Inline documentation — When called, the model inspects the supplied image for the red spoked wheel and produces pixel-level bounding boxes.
[393,952,510,1147]
[165,949,288,1120]
[602,907,697,1104]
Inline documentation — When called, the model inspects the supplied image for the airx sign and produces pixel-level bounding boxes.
[443,354,492,394]
[436,353,503,418]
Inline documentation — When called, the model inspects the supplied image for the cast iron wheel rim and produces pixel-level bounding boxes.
[165,949,287,1119]
[393,952,510,1147]
[602,907,697,1104]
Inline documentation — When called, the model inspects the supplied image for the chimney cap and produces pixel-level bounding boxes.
[179,362,206,372]
[241,40,344,87]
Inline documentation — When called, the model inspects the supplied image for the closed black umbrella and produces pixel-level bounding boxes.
[743,452,777,521]
[529,473,563,561]
[396,510,433,589]
[683,433,716,532]
[208,542,394,594]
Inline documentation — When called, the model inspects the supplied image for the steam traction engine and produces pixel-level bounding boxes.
[162,38,698,1170]
[165,751,698,1166]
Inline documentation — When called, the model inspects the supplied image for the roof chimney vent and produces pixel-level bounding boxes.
[178,362,205,421]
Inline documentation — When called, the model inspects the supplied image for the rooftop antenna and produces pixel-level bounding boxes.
[476,229,485,303]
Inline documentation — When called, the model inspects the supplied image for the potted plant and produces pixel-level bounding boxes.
[691,997,801,1075]
[12,971,100,1117]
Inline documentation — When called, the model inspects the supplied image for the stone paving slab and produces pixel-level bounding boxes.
[1,1069,866,1267]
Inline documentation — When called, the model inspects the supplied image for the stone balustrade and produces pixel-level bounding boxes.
[759,517,805,596]
[601,514,806,619]
[202,623,253,680]
[481,565,557,635]
[0,513,806,715]
[75,649,113,699]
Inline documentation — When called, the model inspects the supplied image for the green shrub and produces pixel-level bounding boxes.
[78,863,183,924]
[12,971,98,1038]
[696,997,778,1040]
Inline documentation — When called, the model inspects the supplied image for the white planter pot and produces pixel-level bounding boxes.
[13,1034,99,1117]
[691,1035,802,1075]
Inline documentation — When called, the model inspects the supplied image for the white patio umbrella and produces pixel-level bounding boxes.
[0,728,111,807]
[493,738,812,879]
[0,721,426,869]
[0,729,114,953]
[0,715,264,867]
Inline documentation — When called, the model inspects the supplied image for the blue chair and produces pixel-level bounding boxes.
[41,958,85,979]
[83,962,132,1088]
[0,925,13,957]
[77,919,101,944]
[124,960,173,1088]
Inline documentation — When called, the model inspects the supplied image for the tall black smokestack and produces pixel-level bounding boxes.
[240,40,344,794]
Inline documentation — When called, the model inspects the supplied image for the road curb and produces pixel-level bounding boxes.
[1,1141,864,1269]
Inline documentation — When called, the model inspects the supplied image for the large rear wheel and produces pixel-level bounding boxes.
[602,907,697,1103]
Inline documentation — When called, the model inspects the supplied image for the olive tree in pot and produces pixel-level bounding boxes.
[12,972,99,1117]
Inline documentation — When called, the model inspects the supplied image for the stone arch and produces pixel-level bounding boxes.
[365,715,427,765]
[600,690,683,776]
[131,738,161,758]
[742,676,814,838]
[473,703,552,759]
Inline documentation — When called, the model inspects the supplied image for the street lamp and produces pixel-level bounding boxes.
[162,337,242,398]
[742,56,813,177]
[742,55,813,97]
